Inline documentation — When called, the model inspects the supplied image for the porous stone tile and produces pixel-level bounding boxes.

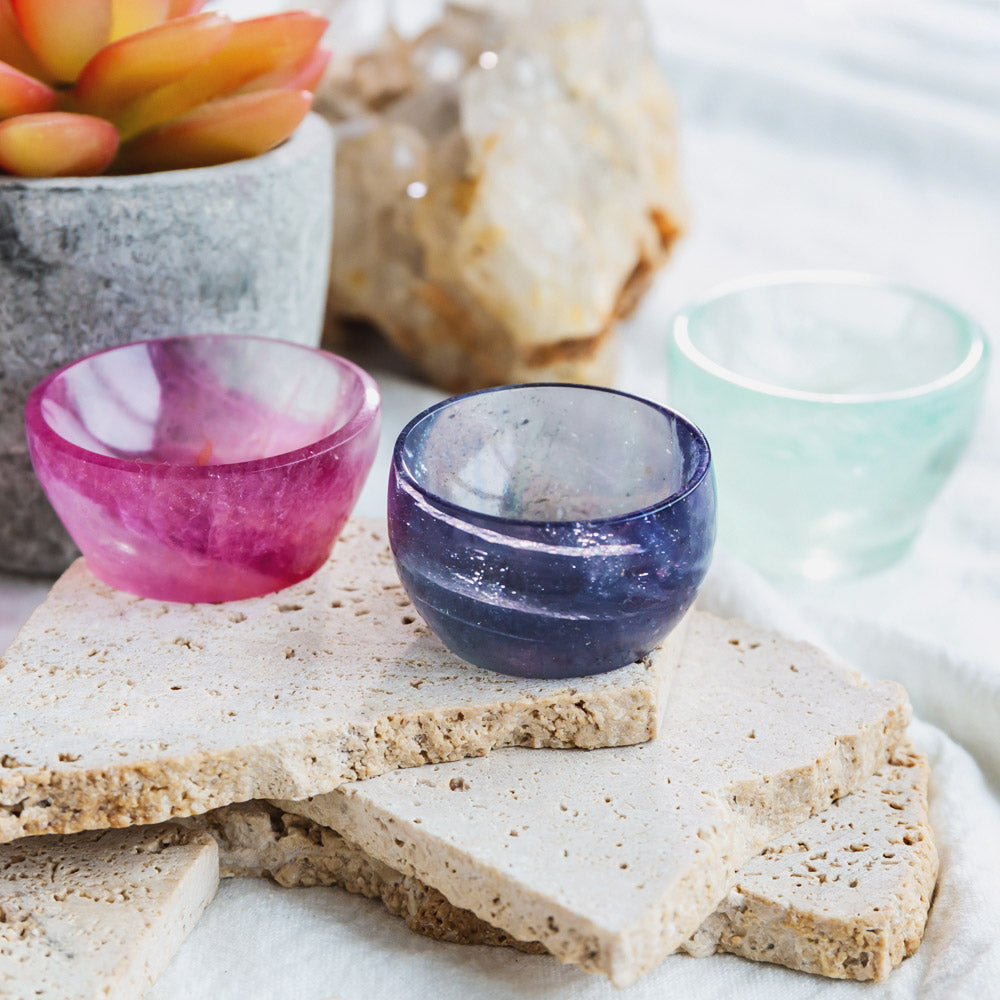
[682,744,937,981]
[0,746,933,997]
[0,519,681,844]
[203,745,935,982]
[0,824,218,1000]
[281,612,911,987]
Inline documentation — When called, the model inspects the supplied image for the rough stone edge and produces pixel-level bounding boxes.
[110,830,220,1000]
[199,745,934,983]
[0,742,930,993]
[197,801,548,953]
[0,824,219,1000]
[604,689,913,987]
[683,745,938,982]
[0,613,684,846]
[274,678,911,987]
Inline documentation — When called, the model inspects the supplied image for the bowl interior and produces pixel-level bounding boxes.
[37,336,369,466]
[399,385,705,521]
[677,277,984,398]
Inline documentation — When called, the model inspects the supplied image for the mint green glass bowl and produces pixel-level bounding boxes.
[668,272,990,579]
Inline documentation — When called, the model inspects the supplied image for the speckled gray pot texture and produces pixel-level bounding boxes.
[0,113,334,575]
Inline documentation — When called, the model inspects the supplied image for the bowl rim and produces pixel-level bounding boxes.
[670,270,990,405]
[25,333,381,476]
[392,382,712,529]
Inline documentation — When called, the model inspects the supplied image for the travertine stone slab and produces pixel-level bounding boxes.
[682,744,936,980]
[0,746,932,998]
[0,520,681,844]
[0,825,218,1000]
[204,745,934,981]
[281,612,911,987]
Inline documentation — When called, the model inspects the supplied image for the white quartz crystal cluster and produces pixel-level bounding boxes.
[317,0,686,391]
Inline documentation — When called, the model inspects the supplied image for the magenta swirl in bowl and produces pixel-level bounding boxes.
[25,335,380,602]
[388,383,715,679]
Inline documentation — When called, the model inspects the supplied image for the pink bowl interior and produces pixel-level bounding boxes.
[34,336,370,467]
[26,335,381,602]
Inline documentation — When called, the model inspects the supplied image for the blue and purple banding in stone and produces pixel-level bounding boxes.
[388,383,716,680]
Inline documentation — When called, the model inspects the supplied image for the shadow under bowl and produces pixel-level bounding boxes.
[25,334,381,602]
[388,383,716,679]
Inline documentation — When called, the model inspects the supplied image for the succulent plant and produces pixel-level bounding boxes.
[0,1,329,176]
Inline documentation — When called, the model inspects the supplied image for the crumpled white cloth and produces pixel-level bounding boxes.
[4,0,1000,997]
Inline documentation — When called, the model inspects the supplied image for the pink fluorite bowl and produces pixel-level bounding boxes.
[25,335,381,602]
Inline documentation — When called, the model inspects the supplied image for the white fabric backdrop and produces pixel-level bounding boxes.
[2,1,999,996]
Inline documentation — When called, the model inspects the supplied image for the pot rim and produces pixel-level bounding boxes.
[0,112,331,191]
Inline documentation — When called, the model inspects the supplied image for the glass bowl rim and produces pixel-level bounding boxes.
[392,382,712,529]
[24,333,381,477]
[670,270,990,405]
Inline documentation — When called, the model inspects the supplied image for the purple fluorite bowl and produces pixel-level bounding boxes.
[25,335,380,602]
[388,383,716,679]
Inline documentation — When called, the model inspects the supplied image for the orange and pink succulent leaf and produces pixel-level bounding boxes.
[0,59,57,117]
[235,44,330,96]
[113,11,327,140]
[115,87,310,172]
[0,0,50,80]
[75,12,233,115]
[11,0,112,83]
[109,0,170,42]
[0,110,118,175]
[166,0,206,16]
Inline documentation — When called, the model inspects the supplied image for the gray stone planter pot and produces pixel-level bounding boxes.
[0,113,334,575]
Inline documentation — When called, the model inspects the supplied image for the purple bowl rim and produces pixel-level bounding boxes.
[24,333,381,476]
[392,382,712,529]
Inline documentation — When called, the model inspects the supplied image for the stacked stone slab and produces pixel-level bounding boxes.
[279,613,918,986]
[0,521,680,844]
[0,521,932,997]
[0,750,934,997]
[0,825,218,999]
